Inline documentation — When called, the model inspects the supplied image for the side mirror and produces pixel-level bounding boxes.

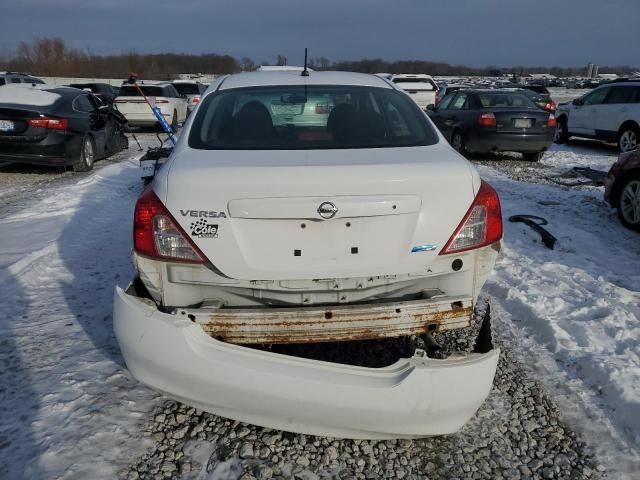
[426,104,436,112]
[572,98,583,106]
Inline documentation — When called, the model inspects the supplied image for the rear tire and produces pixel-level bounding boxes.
[451,130,467,156]
[617,175,640,231]
[523,151,544,162]
[72,135,95,172]
[618,124,639,153]
[554,117,568,144]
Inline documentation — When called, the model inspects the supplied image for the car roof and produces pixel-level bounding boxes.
[391,74,434,79]
[217,71,393,90]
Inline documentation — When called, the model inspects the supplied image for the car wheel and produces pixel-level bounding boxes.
[554,117,568,144]
[72,135,95,172]
[451,130,466,156]
[170,111,178,132]
[617,175,640,231]
[618,125,639,153]
[523,151,544,162]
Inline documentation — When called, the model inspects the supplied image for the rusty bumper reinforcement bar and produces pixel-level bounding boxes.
[174,295,473,344]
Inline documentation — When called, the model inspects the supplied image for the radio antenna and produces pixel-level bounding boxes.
[301,48,310,77]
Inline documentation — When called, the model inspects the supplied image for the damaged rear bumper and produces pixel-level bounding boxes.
[114,285,500,439]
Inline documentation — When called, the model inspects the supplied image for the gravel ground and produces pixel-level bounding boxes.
[468,138,617,189]
[0,132,159,216]
[121,301,604,480]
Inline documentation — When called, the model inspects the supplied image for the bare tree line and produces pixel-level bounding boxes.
[1,38,635,79]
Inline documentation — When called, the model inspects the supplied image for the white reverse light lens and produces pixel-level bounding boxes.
[153,215,201,261]
[447,205,486,252]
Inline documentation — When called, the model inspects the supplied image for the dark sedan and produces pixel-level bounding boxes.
[605,149,640,231]
[0,85,128,171]
[427,90,556,161]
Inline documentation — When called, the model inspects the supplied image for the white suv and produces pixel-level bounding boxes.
[389,74,439,110]
[555,79,640,152]
[114,82,188,130]
[114,70,502,439]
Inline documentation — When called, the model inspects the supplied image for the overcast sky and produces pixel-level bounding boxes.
[1,0,639,67]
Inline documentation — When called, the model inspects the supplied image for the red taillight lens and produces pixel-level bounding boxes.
[547,114,557,127]
[546,101,557,112]
[440,181,502,255]
[133,188,205,263]
[28,118,68,130]
[192,95,201,104]
[478,112,497,127]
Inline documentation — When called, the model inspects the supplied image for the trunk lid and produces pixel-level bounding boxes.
[0,107,49,141]
[115,96,164,115]
[492,108,552,134]
[160,144,477,280]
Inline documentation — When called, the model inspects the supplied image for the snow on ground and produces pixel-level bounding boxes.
[0,132,638,478]
[477,152,640,475]
[0,142,161,479]
[541,140,618,173]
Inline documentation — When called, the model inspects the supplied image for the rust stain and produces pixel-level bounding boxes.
[198,299,473,345]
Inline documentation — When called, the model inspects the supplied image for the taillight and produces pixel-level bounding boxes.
[478,112,497,127]
[28,118,68,130]
[546,101,557,111]
[440,181,502,255]
[192,95,201,104]
[547,114,557,127]
[133,188,205,263]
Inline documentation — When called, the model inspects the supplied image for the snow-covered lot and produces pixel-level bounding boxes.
[0,130,638,479]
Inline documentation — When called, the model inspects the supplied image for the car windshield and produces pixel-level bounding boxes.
[189,85,438,150]
[173,83,200,95]
[477,93,538,109]
[119,85,166,97]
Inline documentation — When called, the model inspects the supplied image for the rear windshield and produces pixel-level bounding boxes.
[393,78,437,91]
[189,85,438,150]
[119,85,166,97]
[173,83,199,95]
[477,93,538,109]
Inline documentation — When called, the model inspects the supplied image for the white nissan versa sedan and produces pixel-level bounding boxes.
[114,70,503,439]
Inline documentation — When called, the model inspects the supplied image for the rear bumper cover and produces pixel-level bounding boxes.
[114,285,500,439]
[466,131,554,153]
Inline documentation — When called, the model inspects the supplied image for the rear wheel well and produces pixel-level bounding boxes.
[618,120,639,138]
[613,168,640,207]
